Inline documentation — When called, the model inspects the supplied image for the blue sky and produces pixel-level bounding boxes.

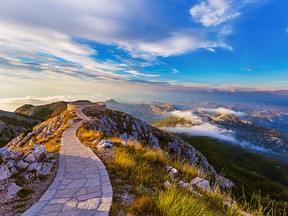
[0,0,287,110]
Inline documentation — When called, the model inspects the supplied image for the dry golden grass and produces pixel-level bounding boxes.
[77,125,285,216]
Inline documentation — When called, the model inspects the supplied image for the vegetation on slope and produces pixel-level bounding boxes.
[178,135,288,214]
[77,124,281,215]
[15,101,68,120]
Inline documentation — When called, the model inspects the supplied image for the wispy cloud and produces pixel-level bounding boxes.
[190,0,240,27]
[200,107,245,117]
[124,70,160,77]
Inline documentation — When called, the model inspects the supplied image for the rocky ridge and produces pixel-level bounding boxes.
[0,110,40,148]
[83,108,234,190]
[0,110,78,215]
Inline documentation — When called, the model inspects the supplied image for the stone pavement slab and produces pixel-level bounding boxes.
[22,108,113,216]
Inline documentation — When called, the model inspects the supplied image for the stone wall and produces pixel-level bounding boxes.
[67,103,106,111]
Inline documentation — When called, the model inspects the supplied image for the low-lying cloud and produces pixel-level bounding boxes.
[200,107,245,117]
[163,110,269,153]
[171,110,202,124]
[0,94,106,111]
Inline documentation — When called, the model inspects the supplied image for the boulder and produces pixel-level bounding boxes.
[16,160,29,170]
[168,168,178,178]
[163,180,172,189]
[218,176,235,190]
[0,148,17,161]
[99,140,114,148]
[5,160,16,168]
[38,162,53,175]
[190,177,211,192]
[0,164,12,180]
[149,133,159,148]
[46,152,54,160]
[33,146,47,160]
[119,133,128,140]
[27,162,41,172]
[24,154,36,163]
[6,183,22,199]
[10,167,18,174]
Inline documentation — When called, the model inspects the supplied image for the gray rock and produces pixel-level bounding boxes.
[38,162,53,175]
[5,160,16,168]
[6,183,22,199]
[99,140,114,148]
[27,162,41,172]
[149,133,159,148]
[163,180,172,189]
[0,148,17,161]
[10,167,18,174]
[46,152,54,159]
[119,133,128,141]
[190,177,211,192]
[24,154,36,163]
[33,146,47,160]
[0,164,12,180]
[218,176,235,190]
[188,185,195,193]
[16,160,29,170]
[168,168,178,178]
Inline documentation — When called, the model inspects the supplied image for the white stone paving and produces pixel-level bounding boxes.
[22,108,113,216]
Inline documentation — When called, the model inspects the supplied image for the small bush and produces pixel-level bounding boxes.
[17,188,34,198]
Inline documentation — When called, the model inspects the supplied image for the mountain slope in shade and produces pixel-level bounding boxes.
[15,101,68,120]
[105,99,176,123]
[153,111,288,162]
[0,110,40,147]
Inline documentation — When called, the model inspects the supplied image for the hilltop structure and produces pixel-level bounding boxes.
[67,101,106,111]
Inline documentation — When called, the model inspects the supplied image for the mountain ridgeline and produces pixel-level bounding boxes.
[0,110,40,148]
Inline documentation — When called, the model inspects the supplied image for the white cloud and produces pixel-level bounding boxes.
[125,70,160,77]
[190,0,240,27]
[163,125,237,143]
[171,110,203,124]
[120,32,232,58]
[163,110,270,153]
[200,107,245,116]
[0,0,233,64]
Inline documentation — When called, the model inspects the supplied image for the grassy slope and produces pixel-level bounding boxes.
[77,124,284,216]
[177,135,288,211]
[15,101,68,120]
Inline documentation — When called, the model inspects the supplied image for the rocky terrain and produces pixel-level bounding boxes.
[0,110,40,148]
[83,108,233,189]
[105,99,176,123]
[0,110,77,215]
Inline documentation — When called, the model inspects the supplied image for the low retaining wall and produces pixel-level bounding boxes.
[67,103,106,111]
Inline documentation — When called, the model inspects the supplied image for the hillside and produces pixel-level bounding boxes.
[0,110,77,215]
[0,110,40,147]
[15,101,68,120]
[105,99,176,123]
[153,115,288,213]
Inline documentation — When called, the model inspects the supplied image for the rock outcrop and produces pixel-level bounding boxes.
[0,110,40,147]
[84,108,234,190]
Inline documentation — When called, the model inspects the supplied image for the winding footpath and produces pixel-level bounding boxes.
[22,108,113,216]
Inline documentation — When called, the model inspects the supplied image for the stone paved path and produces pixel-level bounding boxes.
[22,109,113,216]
